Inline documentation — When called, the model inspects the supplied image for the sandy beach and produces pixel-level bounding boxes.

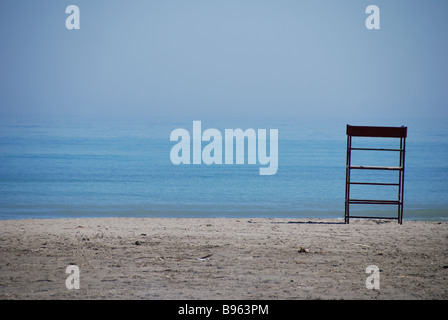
[0,217,447,300]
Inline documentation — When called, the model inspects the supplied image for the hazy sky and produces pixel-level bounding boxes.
[1,0,447,119]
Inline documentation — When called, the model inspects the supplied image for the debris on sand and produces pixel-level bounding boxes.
[198,254,213,261]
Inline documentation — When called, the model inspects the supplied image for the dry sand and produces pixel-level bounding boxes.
[0,217,447,300]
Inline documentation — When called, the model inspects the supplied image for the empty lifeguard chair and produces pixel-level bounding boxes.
[345,125,407,224]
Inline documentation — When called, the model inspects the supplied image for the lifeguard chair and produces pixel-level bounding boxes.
[345,125,407,224]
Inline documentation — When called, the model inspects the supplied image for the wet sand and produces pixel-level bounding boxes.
[0,217,447,300]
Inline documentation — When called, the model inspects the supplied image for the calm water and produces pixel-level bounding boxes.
[0,115,447,221]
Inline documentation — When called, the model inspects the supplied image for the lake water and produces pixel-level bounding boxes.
[0,114,447,221]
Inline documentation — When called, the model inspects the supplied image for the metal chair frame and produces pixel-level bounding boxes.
[345,125,407,224]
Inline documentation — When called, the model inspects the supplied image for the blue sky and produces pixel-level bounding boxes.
[0,0,447,119]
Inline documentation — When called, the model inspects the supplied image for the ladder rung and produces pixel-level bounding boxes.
[348,199,401,205]
[349,147,404,152]
[349,165,403,171]
[349,182,400,186]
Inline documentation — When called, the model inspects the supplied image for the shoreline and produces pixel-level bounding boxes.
[1,212,447,222]
[1,207,447,222]
[1,217,447,300]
